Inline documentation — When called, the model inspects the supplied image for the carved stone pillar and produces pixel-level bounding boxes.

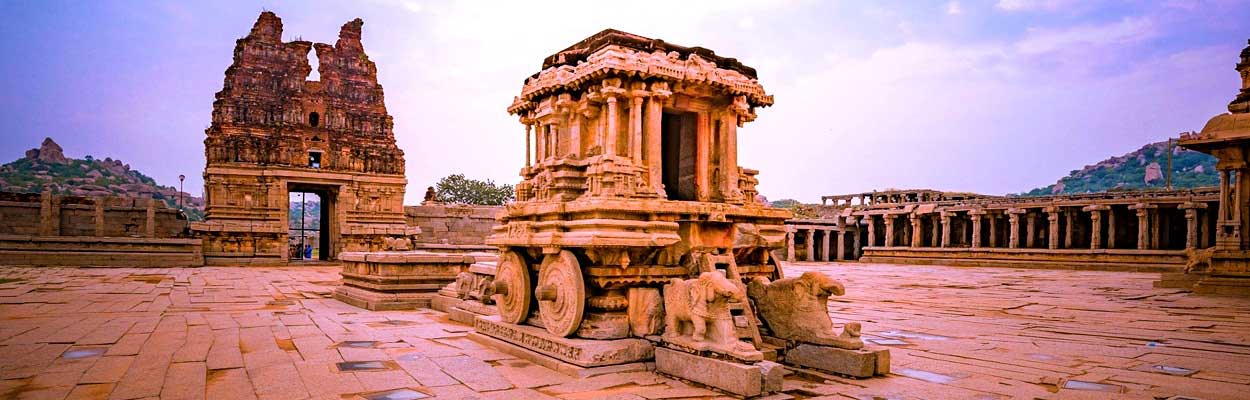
[805,229,815,262]
[786,228,796,263]
[1046,207,1060,250]
[970,212,983,248]
[1186,208,1200,250]
[1131,203,1156,250]
[910,215,922,248]
[645,83,669,195]
[821,229,831,262]
[1008,209,1023,249]
[837,230,846,261]
[567,113,582,159]
[853,219,863,258]
[1083,205,1107,250]
[884,216,895,247]
[866,216,876,248]
[989,214,998,248]
[1108,208,1118,249]
[1064,211,1075,249]
[940,213,952,248]
[695,112,710,201]
[605,96,619,157]
[1026,212,1037,248]
[629,92,644,164]
[722,110,742,202]
[524,121,532,167]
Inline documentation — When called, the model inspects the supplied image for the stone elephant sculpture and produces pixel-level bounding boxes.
[748,271,863,350]
[663,270,756,356]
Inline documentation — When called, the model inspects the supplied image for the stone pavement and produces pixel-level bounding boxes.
[0,263,1246,400]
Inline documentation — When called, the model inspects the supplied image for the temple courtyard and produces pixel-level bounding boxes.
[0,263,1243,400]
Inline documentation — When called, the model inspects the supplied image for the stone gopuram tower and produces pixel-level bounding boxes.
[192,12,417,266]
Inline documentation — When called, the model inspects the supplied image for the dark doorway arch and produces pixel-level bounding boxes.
[308,112,320,127]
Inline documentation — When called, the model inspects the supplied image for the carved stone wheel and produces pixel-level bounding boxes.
[493,250,531,324]
[537,250,586,337]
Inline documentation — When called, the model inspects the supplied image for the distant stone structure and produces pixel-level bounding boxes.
[789,188,1217,271]
[1163,39,1250,295]
[192,12,417,265]
[404,203,500,246]
[0,191,201,266]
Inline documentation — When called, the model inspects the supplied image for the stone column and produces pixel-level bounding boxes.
[884,216,895,247]
[39,191,60,237]
[1150,208,1161,250]
[535,124,546,161]
[853,220,863,258]
[1108,208,1118,249]
[940,213,952,247]
[1131,203,1155,250]
[837,230,846,261]
[1008,209,1023,249]
[989,214,998,248]
[970,212,983,248]
[821,229,831,261]
[145,198,157,238]
[629,93,644,164]
[786,229,796,262]
[1026,212,1037,248]
[785,227,795,262]
[805,229,815,262]
[866,216,876,248]
[1185,208,1199,250]
[94,198,106,237]
[646,84,668,195]
[695,112,710,201]
[1083,205,1107,250]
[524,122,532,167]
[722,111,742,202]
[605,96,620,157]
[567,113,582,159]
[1046,207,1060,250]
[910,215,923,248]
[1064,211,1075,249]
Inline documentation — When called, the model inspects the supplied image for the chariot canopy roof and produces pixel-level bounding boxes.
[508,29,773,114]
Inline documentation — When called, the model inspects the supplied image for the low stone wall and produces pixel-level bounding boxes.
[333,250,498,310]
[0,235,203,267]
[859,246,1186,272]
[0,192,188,238]
[405,203,501,246]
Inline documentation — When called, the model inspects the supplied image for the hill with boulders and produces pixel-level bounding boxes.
[1022,140,1218,196]
[0,137,204,220]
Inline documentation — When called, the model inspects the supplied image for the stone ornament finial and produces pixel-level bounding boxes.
[662,270,763,360]
[748,271,864,350]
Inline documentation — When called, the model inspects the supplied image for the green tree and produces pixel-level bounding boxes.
[434,174,514,205]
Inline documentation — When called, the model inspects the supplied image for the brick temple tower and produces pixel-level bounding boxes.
[192,12,417,265]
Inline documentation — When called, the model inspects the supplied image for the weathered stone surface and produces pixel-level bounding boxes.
[333,251,495,311]
[785,344,888,378]
[662,271,762,361]
[474,315,653,368]
[654,347,770,397]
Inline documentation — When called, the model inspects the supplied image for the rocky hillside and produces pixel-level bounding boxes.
[0,138,205,220]
[1023,140,1218,196]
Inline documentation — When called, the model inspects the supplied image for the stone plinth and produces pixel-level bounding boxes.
[0,234,203,267]
[333,251,496,310]
[784,344,890,378]
[654,347,783,397]
[474,315,653,368]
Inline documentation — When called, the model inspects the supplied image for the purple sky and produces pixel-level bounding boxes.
[0,1,1247,203]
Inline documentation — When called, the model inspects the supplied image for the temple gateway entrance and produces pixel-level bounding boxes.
[661,111,698,201]
[287,184,337,262]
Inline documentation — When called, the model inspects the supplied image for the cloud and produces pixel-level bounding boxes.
[1015,16,1156,56]
[995,0,1079,12]
[946,1,963,15]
